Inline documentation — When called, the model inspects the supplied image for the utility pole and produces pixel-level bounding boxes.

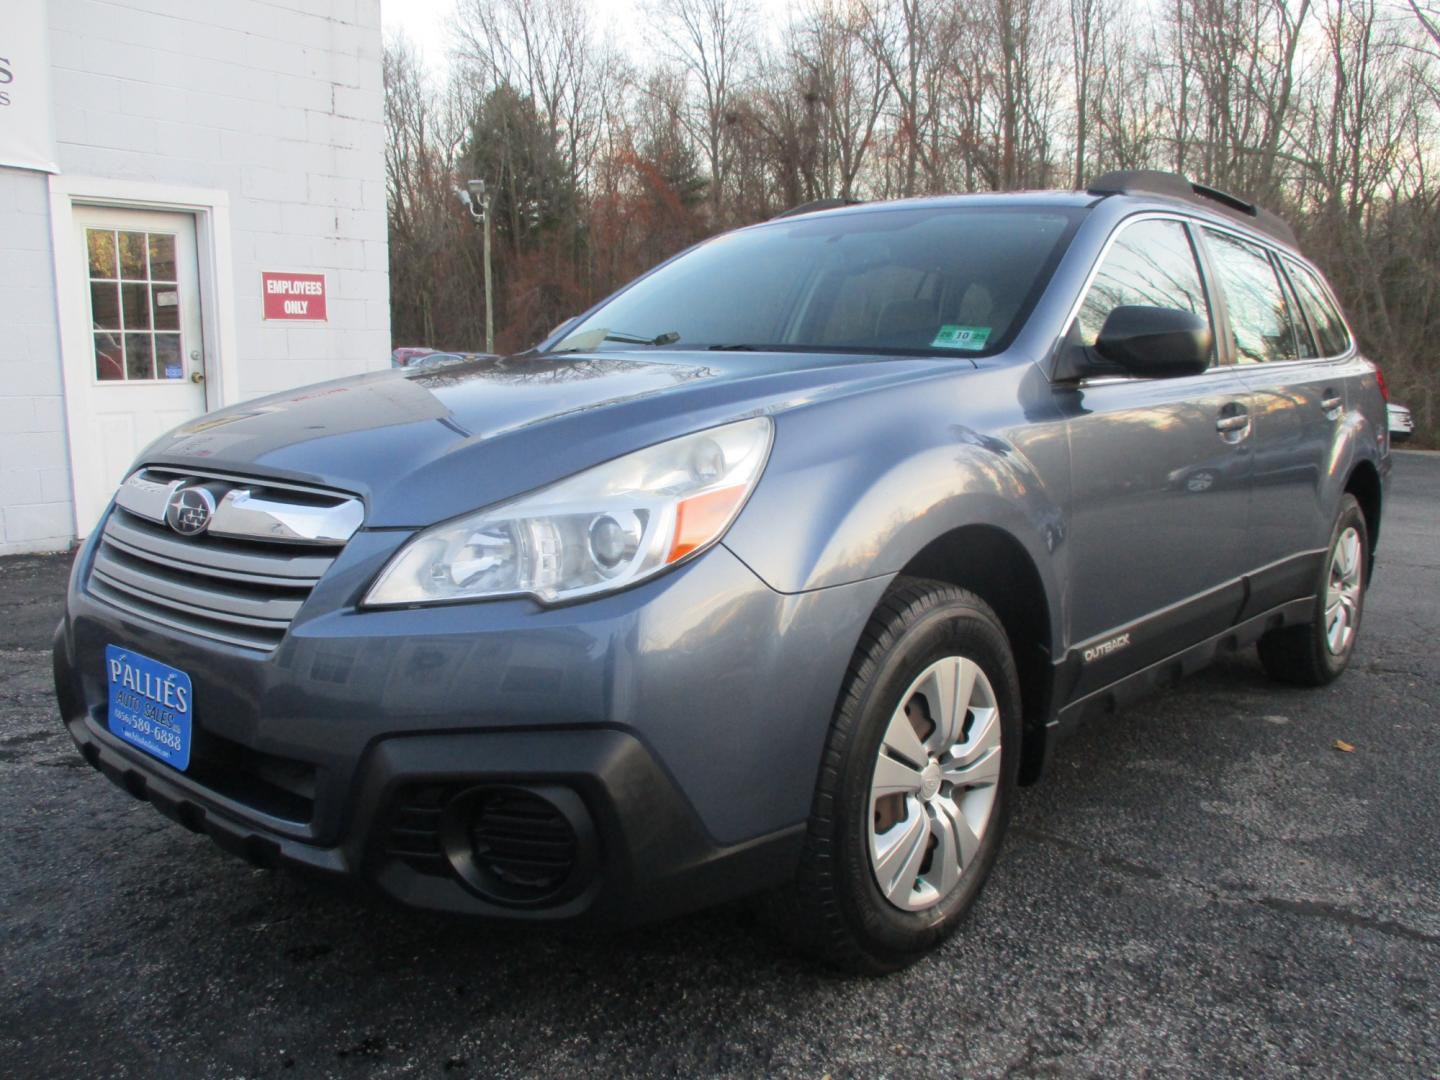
[459,179,494,353]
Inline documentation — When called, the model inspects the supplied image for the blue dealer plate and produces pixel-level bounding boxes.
[105,645,193,771]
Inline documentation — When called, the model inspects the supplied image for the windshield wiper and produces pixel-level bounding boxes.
[707,343,758,351]
[605,330,680,346]
[551,327,680,354]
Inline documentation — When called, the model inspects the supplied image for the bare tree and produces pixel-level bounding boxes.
[381,0,1440,442]
[645,0,756,222]
[453,0,624,198]
[790,0,890,200]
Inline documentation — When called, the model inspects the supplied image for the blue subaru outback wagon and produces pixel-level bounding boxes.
[55,171,1389,971]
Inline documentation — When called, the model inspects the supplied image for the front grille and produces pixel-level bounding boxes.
[87,467,361,651]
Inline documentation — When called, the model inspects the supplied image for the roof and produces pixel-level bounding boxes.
[769,174,1298,250]
[1086,170,1297,247]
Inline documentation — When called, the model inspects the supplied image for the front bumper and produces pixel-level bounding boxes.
[55,525,890,922]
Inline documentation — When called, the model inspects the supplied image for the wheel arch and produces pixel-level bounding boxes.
[1343,457,1382,578]
[898,524,1056,785]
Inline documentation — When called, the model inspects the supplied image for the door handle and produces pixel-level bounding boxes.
[1216,400,1250,440]
[1321,391,1343,415]
[190,371,205,384]
[1216,414,1249,433]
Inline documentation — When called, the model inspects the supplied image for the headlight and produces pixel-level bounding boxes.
[363,417,773,607]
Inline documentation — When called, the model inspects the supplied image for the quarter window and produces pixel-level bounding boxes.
[1075,219,1212,358]
[1286,262,1352,356]
[1203,229,1302,364]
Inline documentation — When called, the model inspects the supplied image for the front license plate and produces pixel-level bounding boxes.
[105,645,193,771]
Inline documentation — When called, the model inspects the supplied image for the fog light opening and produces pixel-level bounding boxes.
[439,785,596,908]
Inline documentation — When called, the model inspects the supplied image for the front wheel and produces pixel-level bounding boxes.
[1258,494,1368,686]
[762,578,1022,974]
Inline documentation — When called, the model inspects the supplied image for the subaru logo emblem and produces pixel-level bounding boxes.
[165,486,216,537]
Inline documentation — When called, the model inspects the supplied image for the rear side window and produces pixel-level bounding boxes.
[1076,219,1212,352]
[1203,229,1303,363]
[1286,262,1352,356]
[1279,271,1319,359]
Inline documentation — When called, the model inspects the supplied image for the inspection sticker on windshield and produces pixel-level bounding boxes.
[106,645,192,771]
[932,325,991,350]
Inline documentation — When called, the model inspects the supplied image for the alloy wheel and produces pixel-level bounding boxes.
[1325,526,1363,654]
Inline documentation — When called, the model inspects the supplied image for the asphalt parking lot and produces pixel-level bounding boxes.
[2,453,1437,1078]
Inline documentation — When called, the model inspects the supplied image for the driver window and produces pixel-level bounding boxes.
[1075,219,1213,360]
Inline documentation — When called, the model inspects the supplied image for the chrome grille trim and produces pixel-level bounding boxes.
[115,468,364,546]
[90,469,361,652]
[212,489,365,545]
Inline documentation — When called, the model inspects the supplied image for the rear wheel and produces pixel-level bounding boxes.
[763,578,1021,973]
[1257,494,1368,686]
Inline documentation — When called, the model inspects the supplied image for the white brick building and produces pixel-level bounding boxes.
[0,0,390,554]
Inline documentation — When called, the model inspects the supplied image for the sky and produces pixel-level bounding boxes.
[381,0,650,78]
[380,0,793,81]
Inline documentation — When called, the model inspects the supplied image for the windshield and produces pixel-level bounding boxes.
[551,206,1081,357]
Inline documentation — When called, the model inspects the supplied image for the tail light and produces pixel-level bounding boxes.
[1373,365,1390,402]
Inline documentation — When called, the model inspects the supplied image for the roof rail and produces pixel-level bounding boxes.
[1087,169,1296,248]
[771,198,863,220]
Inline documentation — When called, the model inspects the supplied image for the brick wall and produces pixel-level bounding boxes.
[0,0,389,554]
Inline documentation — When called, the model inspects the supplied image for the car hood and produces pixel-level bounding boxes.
[143,350,966,526]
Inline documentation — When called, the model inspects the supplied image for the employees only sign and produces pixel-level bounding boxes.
[262,272,328,321]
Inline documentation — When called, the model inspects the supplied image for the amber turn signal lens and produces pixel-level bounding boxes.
[667,485,747,564]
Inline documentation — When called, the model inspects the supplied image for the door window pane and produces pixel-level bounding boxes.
[121,282,151,329]
[1287,262,1352,356]
[1076,219,1212,354]
[87,230,117,278]
[118,232,148,279]
[155,334,183,379]
[148,234,177,281]
[124,334,155,379]
[85,224,190,382]
[1203,230,1300,364]
[90,282,121,329]
[95,334,124,381]
[152,286,180,330]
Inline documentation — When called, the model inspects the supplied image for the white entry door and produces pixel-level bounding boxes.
[68,206,208,533]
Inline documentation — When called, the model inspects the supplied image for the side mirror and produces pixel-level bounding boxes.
[1094,305,1212,377]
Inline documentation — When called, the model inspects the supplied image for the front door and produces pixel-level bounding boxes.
[1060,216,1254,694]
[69,206,208,533]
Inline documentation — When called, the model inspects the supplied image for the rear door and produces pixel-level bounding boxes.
[1063,216,1255,693]
[1198,227,1346,617]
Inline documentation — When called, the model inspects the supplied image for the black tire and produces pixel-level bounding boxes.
[1257,494,1368,687]
[761,577,1022,974]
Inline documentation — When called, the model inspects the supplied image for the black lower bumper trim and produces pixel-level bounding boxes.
[57,610,803,925]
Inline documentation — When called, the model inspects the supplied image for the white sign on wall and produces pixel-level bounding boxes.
[0,0,58,173]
